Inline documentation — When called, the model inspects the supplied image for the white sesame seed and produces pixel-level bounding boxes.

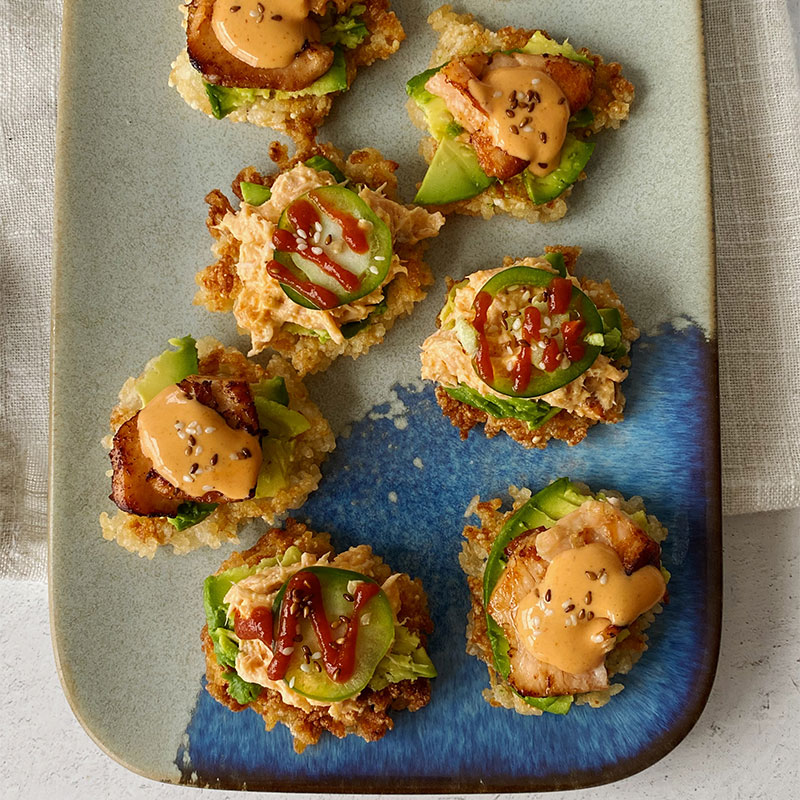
[229,453,238,460]
[522,126,533,133]
[195,445,203,455]
[512,318,522,331]
[361,613,371,625]
[531,78,540,85]
[569,614,578,626]
[202,485,213,491]
[195,467,203,475]
[374,256,385,261]
[288,676,295,688]
[297,241,307,251]
[536,340,546,349]
[300,662,312,673]
[561,600,572,610]
[600,573,609,585]
[543,316,551,326]
[311,246,323,255]
[311,651,322,660]
[493,90,502,98]
[183,474,194,483]
[314,222,322,232]
[297,229,307,239]
[368,266,379,274]
[532,616,541,629]
[280,646,294,656]
[312,232,320,243]
[591,634,604,643]
[544,608,554,616]
[204,427,215,434]
[177,431,186,439]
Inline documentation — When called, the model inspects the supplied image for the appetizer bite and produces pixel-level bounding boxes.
[203,519,436,752]
[406,5,634,222]
[100,336,335,557]
[421,247,638,449]
[461,478,669,715]
[170,0,405,145]
[198,142,445,374]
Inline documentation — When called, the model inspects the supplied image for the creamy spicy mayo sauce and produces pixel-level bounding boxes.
[468,55,569,177]
[137,384,262,499]
[515,542,665,674]
[211,0,318,70]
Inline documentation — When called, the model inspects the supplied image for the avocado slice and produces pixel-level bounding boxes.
[254,398,310,439]
[272,567,395,702]
[522,134,595,205]
[240,181,271,206]
[532,478,586,519]
[204,48,348,119]
[406,66,464,140]
[251,375,290,407]
[133,336,198,406]
[414,136,494,205]
[304,155,347,183]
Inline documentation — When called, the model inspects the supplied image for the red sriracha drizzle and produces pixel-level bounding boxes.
[548,277,573,315]
[542,339,561,372]
[311,192,369,254]
[274,206,360,293]
[562,319,586,361]
[472,290,494,384]
[266,260,340,310]
[244,569,381,684]
[511,306,543,393]
[234,606,273,646]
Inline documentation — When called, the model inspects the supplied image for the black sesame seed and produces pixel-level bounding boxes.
[539,131,548,143]
[187,435,196,447]
[544,589,552,603]
[531,91,541,104]
[230,4,240,11]
[587,611,595,620]
[241,447,251,458]
[565,603,575,613]
[505,108,515,118]
[343,592,354,602]
[558,97,566,105]
[586,571,597,580]
[271,13,282,20]
[190,463,198,474]
[585,591,592,605]
[210,453,218,466]
[538,162,548,169]
[510,125,519,135]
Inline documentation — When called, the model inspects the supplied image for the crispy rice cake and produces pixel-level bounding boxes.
[99,337,335,557]
[197,142,443,375]
[459,486,667,714]
[425,246,639,449]
[170,0,405,147]
[408,5,634,223]
[203,519,434,752]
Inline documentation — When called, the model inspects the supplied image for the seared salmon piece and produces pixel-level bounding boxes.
[487,501,661,697]
[425,52,595,180]
[186,0,334,91]
[109,376,261,516]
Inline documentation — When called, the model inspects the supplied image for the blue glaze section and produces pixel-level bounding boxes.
[177,324,719,791]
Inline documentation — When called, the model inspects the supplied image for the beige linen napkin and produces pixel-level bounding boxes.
[1,0,798,579]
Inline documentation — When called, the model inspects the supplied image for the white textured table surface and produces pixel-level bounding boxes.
[2,509,798,800]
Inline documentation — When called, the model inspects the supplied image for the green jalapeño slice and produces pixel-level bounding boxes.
[269,186,393,310]
[469,266,603,397]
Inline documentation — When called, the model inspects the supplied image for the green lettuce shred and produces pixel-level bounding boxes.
[520,31,593,65]
[368,625,437,691]
[320,3,368,49]
[444,384,561,430]
[168,501,218,532]
[204,548,303,702]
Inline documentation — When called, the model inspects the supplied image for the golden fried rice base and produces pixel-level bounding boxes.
[196,142,435,375]
[408,5,635,223]
[202,518,434,752]
[435,246,639,449]
[459,487,667,715]
[169,0,405,147]
[99,338,335,557]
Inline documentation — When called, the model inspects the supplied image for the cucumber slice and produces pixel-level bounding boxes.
[522,134,595,205]
[273,186,393,310]
[272,567,395,702]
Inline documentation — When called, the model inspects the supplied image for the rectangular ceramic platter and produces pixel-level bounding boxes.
[51,0,720,792]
